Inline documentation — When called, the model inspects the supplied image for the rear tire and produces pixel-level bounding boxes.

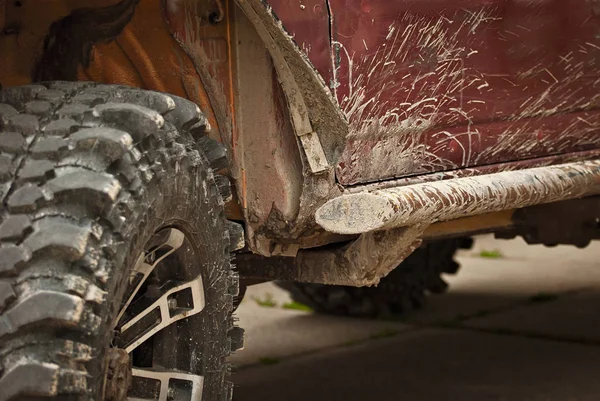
[278,238,472,318]
[0,82,243,400]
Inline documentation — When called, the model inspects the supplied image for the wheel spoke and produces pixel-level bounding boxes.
[116,227,207,400]
[118,275,205,353]
[129,368,203,401]
[116,228,185,323]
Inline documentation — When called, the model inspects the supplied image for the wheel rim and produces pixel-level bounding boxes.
[108,227,206,401]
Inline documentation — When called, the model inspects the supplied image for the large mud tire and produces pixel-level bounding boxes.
[0,83,243,400]
[278,238,472,318]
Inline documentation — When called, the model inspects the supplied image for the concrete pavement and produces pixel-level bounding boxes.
[232,236,600,400]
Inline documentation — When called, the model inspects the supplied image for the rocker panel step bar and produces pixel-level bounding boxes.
[316,160,600,235]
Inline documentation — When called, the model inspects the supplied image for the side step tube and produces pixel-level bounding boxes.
[316,160,600,235]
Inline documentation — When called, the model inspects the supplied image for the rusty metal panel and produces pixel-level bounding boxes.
[267,0,600,185]
[231,6,305,244]
[165,0,235,145]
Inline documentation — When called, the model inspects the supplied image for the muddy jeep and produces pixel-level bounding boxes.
[1,0,599,400]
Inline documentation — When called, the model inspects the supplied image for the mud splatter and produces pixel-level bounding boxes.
[318,160,600,234]
[335,9,497,183]
[332,4,600,185]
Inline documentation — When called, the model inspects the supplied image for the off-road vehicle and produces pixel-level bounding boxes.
[1,0,599,400]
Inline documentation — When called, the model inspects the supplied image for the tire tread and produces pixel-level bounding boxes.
[0,83,242,400]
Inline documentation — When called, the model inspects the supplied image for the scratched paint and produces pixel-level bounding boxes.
[267,0,600,185]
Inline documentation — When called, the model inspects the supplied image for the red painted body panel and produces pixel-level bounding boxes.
[268,0,334,88]
[268,0,600,184]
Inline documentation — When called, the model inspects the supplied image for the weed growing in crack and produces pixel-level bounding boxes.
[252,292,277,308]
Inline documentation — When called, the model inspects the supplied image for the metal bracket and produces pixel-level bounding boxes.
[237,224,426,286]
[298,132,329,173]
